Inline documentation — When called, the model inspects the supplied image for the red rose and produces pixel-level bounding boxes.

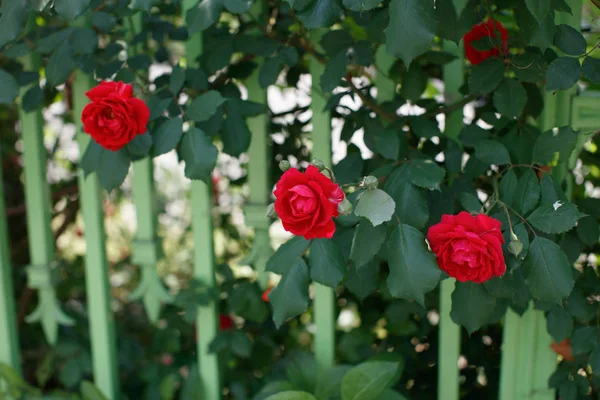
[274,165,344,239]
[551,339,575,361]
[463,19,509,65]
[427,212,506,283]
[81,81,150,151]
[219,314,234,331]
[262,287,272,302]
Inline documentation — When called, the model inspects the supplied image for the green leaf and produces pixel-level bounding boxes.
[540,173,568,205]
[0,69,19,105]
[406,159,445,189]
[97,149,131,192]
[315,366,352,400]
[546,307,573,342]
[452,0,468,16]
[499,170,518,207]
[386,224,441,305]
[259,57,283,88]
[345,259,380,301]
[354,189,396,227]
[400,64,427,101]
[528,202,585,234]
[341,361,400,400]
[493,79,527,119]
[127,133,153,158]
[411,117,441,139]
[46,42,77,86]
[474,140,511,165]
[384,0,437,68]
[91,12,116,33]
[0,1,28,48]
[571,326,599,355]
[21,85,44,112]
[147,96,172,121]
[450,282,497,334]
[54,0,91,20]
[350,219,386,268]
[309,239,346,288]
[343,0,383,11]
[576,216,599,247]
[582,57,600,83]
[532,126,578,165]
[70,27,98,55]
[221,112,251,157]
[129,0,159,11]
[265,392,318,400]
[524,0,551,23]
[524,237,574,304]
[373,129,401,160]
[468,58,505,94]
[558,381,577,400]
[320,50,348,92]
[554,24,586,56]
[230,331,253,358]
[269,259,310,328]
[224,0,252,13]
[591,348,600,376]
[80,381,109,400]
[186,0,224,35]
[80,141,103,178]
[385,166,429,230]
[513,169,540,215]
[187,91,227,122]
[170,66,186,94]
[459,192,481,212]
[151,118,184,157]
[296,0,343,29]
[546,57,581,91]
[266,236,311,274]
[278,47,299,66]
[181,128,218,182]
[515,6,556,51]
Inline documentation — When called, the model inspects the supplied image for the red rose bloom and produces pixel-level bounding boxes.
[219,314,234,331]
[427,212,506,283]
[463,19,509,65]
[81,81,150,151]
[274,165,344,239]
[262,287,272,302]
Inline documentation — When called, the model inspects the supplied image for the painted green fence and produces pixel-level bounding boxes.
[1,0,599,399]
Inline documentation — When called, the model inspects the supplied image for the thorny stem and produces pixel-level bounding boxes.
[499,200,537,236]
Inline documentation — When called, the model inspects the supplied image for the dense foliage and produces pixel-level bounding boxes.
[1,0,600,399]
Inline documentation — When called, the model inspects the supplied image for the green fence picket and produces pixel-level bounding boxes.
[19,53,74,346]
[72,71,120,400]
[183,1,222,397]
[245,0,272,289]
[309,29,336,370]
[0,142,20,374]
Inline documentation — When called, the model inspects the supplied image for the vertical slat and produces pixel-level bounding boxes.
[183,1,222,397]
[72,71,120,399]
[310,29,336,370]
[128,15,172,323]
[20,52,74,345]
[245,0,272,289]
[0,142,20,373]
[498,309,523,400]
[437,40,464,400]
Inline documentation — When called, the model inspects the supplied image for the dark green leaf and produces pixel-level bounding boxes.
[341,361,400,400]
[269,259,310,328]
[170,66,186,94]
[384,0,437,68]
[264,392,317,400]
[411,117,441,139]
[474,140,511,165]
[459,192,481,212]
[468,58,505,94]
[590,348,600,376]
[546,307,573,342]
[385,166,429,230]
[546,57,581,91]
[54,0,90,20]
[343,0,383,11]
[524,0,551,23]
[181,128,218,182]
[354,189,396,227]
[406,159,445,189]
[386,224,440,305]
[576,216,599,247]
[187,91,227,122]
[91,12,116,33]
[515,6,555,51]
[315,366,352,400]
[221,112,251,157]
[345,260,380,301]
[147,96,172,121]
[278,47,299,66]
[230,331,253,358]
[540,173,568,205]
[71,27,98,55]
[499,170,518,207]
[186,0,224,35]
[80,140,103,177]
[554,24,586,56]
[0,1,28,48]
[259,57,283,88]
[21,85,44,112]
[266,236,311,274]
[450,282,496,334]
[558,381,577,400]
[320,50,348,92]
[224,0,252,13]
[400,64,427,101]
[582,57,600,83]
[513,169,540,215]
[528,202,585,234]
[46,42,76,86]
[350,219,386,268]
[524,237,574,304]
[129,0,159,11]
[532,126,578,165]
[151,118,184,157]
[571,326,599,355]
[127,133,153,158]
[0,69,19,105]
[297,0,343,29]
[373,129,401,160]
[493,79,527,118]
[97,149,130,192]
[309,239,346,288]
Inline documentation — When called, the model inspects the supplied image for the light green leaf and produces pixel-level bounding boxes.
[474,140,511,165]
[151,118,184,157]
[546,57,581,92]
[554,24,586,56]
[384,0,437,68]
[468,58,504,94]
[187,91,227,122]
[354,189,396,227]
[406,159,445,189]
[350,219,387,268]
[266,236,311,274]
[309,239,346,288]
[181,128,218,182]
[269,259,310,328]
[532,126,578,165]
[386,224,440,305]
[341,361,400,400]
[297,0,343,29]
[513,169,540,215]
[450,282,496,334]
[528,202,585,234]
[265,392,318,400]
[524,0,551,23]
[546,307,573,342]
[493,79,527,119]
[0,69,19,105]
[524,237,574,304]
[54,0,91,20]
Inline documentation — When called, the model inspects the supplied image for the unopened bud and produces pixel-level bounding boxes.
[265,203,277,218]
[510,231,519,242]
[508,240,524,258]
[363,175,379,190]
[311,159,326,171]
[338,197,353,216]
[279,160,291,172]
